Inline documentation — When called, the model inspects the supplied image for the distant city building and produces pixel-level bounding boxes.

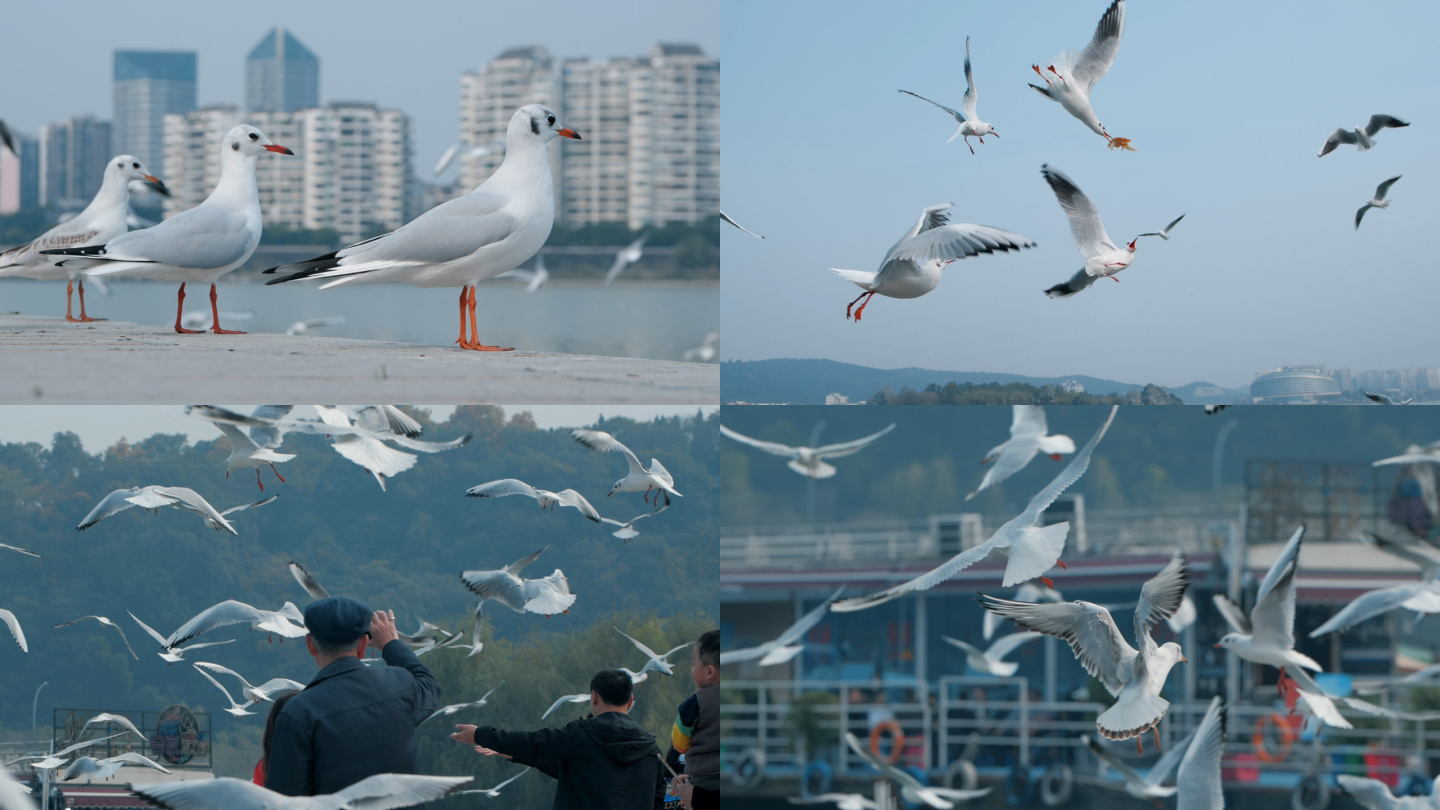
[1250,365,1342,404]
[1060,379,1085,394]
[38,116,112,209]
[825,393,849,405]
[1333,368,1352,392]
[561,55,640,225]
[114,51,197,177]
[0,131,40,214]
[162,106,242,219]
[246,28,320,113]
[626,43,719,230]
[458,46,561,204]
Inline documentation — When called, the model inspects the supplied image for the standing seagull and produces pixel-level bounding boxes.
[966,405,1075,501]
[52,615,139,659]
[980,552,1190,750]
[0,155,168,322]
[263,105,581,351]
[1139,214,1186,241]
[1356,176,1402,229]
[720,422,895,480]
[40,126,293,335]
[1317,115,1410,157]
[1040,165,1138,299]
[1029,0,1131,149]
[830,203,1035,320]
[899,37,997,154]
[571,429,682,506]
[603,235,647,285]
[720,211,764,239]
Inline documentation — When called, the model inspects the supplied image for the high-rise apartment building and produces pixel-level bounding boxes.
[246,28,320,113]
[113,51,197,177]
[161,106,242,219]
[627,43,719,230]
[38,116,112,208]
[560,56,640,225]
[458,46,560,199]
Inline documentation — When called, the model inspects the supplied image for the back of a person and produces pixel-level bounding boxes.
[287,662,422,795]
[553,712,661,809]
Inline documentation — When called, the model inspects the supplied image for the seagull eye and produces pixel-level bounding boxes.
[248,132,259,141]
[547,115,556,126]
[132,162,140,169]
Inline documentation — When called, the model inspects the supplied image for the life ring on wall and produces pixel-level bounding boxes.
[1039,763,1074,807]
[869,720,905,764]
[731,746,766,788]
[801,760,833,797]
[1291,773,1331,810]
[1253,712,1296,763]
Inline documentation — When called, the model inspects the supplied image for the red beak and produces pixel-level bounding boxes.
[265,144,295,155]
[1128,239,1137,250]
[556,128,582,140]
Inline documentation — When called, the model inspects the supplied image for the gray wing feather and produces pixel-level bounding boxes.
[341,192,515,266]
[1074,0,1126,91]
[1364,114,1410,137]
[886,223,1036,265]
[1175,697,1226,810]
[101,204,254,269]
[962,37,977,121]
[166,600,264,647]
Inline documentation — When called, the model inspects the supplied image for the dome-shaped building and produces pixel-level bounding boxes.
[1250,367,1342,404]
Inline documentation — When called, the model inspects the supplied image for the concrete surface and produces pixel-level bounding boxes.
[0,316,717,404]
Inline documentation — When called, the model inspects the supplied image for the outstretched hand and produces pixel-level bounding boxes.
[474,745,513,760]
[451,724,477,746]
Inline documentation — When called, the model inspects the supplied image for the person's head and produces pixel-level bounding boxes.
[692,629,719,688]
[589,670,636,715]
[302,596,372,666]
[260,693,295,774]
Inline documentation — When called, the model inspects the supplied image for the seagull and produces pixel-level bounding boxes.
[62,753,171,782]
[941,631,1044,677]
[52,615,139,659]
[1354,662,1440,696]
[130,773,473,810]
[17,732,128,771]
[496,252,548,292]
[453,767,531,798]
[787,796,880,810]
[719,423,896,480]
[1341,697,1440,723]
[289,561,330,600]
[421,685,501,724]
[1213,526,1351,728]
[615,627,694,676]
[721,587,845,666]
[1139,214,1185,241]
[1366,392,1415,405]
[1040,164,1137,299]
[207,494,279,531]
[128,611,235,664]
[0,155,168,322]
[412,629,465,656]
[1337,774,1440,810]
[193,662,305,704]
[1029,0,1130,149]
[166,599,308,646]
[720,211,764,239]
[76,486,237,535]
[0,543,39,558]
[1375,447,1440,516]
[0,608,28,653]
[979,552,1189,749]
[604,235,647,285]
[432,139,506,177]
[284,316,347,335]
[207,417,296,491]
[682,332,720,363]
[398,618,449,647]
[1318,115,1410,157]
[966,405,1075,501]
[898,37,997,154]
[1307,534,1440,636]
[600,503,669,541]
[79,713,144,740]
[829,203,1034,321]
[461,546,576,619]
[572,429,682,506]
[619,667,649,685]
[983,582,1064,640]
[465,479,601,522]
[832,406,1117,612]
[1167,593,1199,633]
[1356,176,1402,229]
[40,126,293,335]
[542,693,591,719]
[843,732,991,808]
[1082,729,1192,798]
[1174,696,1227,810]
[193,665,258,717]
[263,104,581,352]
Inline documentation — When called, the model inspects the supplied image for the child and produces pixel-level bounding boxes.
[669,629,719,810]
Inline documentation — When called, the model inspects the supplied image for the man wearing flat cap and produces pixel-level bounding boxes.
[265,596,442,796]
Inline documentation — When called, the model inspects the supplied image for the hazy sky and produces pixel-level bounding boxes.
[0,405,717,453]
[721,0,1439,389]
[1,0,718,183]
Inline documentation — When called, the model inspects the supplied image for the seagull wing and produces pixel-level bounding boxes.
[1367,533,1440,580]
[252,679,306,700]
[329,435,418,482]
[1041,164,1116,258]
[77,488,143,530]
[830,536,1006,612]
[1364,114,1410,137]
[1074,0,1126,92]
[81,713,145,740]
[898,90,964,122]
[192,666,245,709]
[1134,554,1189,657]
[813,423,898,460]
[490,767,531,791]
[775,586,846,645]
[571,429,645,475]
[213,421,259,455]
[1175,697,1226,810]
[884,223,1035,265]
[1309,582,1432,637]
[843,733,924,790]
[247,405,293,449]
[554,490,601,522]
[1335,775,1402,810]
[978,596,1135,696]
[962,37,978,120]
[719,211,765,239]
[128,611,170,646]
[1250,526,1303,649]
[984,631,1045,662]
[376,405,424,438]
[384,432,470,454]
[289,561,330,600]
[0,609,27,652]
[719,425,802,459]
[1083,735,1147,788]
[1318,127,1359,157]
[543,694,590,719]
[466,479,541,501]
[151,487,236,535]
[219,494,278,518]
[166,600,264,647]
[968,438,1037,502]
[504,546,548,576]
[1375,175,1402,200]
[129,778,291,810]
[1343,697,1440,722]
[616,627,662,660]
[1162,214,1185,235]
[1356,203,1373,230]
[0,543,40,558]
[192,661,252,691]
[522,570,576,615]
[460,571,527,611]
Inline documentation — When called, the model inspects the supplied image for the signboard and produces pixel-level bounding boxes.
[53,707,211,769]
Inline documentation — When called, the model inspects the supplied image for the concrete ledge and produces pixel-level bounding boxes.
[0,316,718,404]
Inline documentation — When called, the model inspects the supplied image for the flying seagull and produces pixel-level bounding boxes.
[1139,214,1185,241]
[942,632,1044,677]
[719,423,895,480]
[966,405,1075,501]
[615,627,693,676]
[843,732,991,808]
[1356,176,1401,230]
[461,546,576,619]
[1318,114,1410,157]
[1365,391,1414,405]
[289,561,330,600]
[604,235,647,286]
[53,615,139,659]
[571,429,682,506]
[599,503,669,541]
[193,662,305,704]
[465,479,601,522]
[1040,165,1137,299]
[1174,696,1227,810]
[77,486,237,535]
[129,774,473,810]
[128,611,235,664]
[421,684,501,724]
[899,37,998,154]
[1029,0,1131,149]
[721,587,845,666]
[720,211,764,239]
[452,767,532,798]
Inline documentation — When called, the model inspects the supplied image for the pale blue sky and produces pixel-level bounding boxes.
[721,0,1438,388]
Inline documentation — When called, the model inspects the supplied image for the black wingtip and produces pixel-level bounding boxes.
[40,244,108,257]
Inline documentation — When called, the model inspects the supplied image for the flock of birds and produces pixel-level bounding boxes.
[719,406,1440,810]
[0,406,694,809]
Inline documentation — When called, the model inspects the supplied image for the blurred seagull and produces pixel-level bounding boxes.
[432,139,505,177]
[495,252,548,292]
[830,203,1034,321]
[1356,176,1401,229]
[284,316,347,335]
[604,235,647,285]
[542,693,590,719]
[1318,114,1410,157]
[1341,697,1440,723]
[720,211,764,239]
[79,713,145,740]
[787,796,880,810]
[1365,391,1414,405]
[1139,214,1185,241]
[1337,774,1440,810]
[719,423,895,480]
[193,662,304,704]
[600,503,670,541]
[942,631,1044,677]
[62,753,170,782]
[898,37,997,154]
[193,665,257,717]
[17,732,128,771]
[572,429,682,506]
[0,119,13,155]
[461,546,576,619]
[421,685,501,724]
[207,494,279,531]
[52,615,138,659]
[1308,533,1440,636]
[615,627,693,676]
[128,611,235,664]
[0,543,39,558]
[0,608,27,653]
[129,773,472,810]
[1040,165,1137,299]
[77,486,237,535]
[453,767,531,798]
[166,599,308,646]
[465,479,601,522]
[289,561,330,600]
[721,587,845,666]
[1029,0,1130,149]
[843,732,992,808]
[1174,696,1227,810]
[966,405,1075,501]
[1082,729,1192,798]
[682,332,720,363]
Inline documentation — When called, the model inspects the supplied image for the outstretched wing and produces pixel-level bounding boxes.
[898,89,964,122]
[1134,553,1189,655]
[219,494,278,518]
[1318,127,1359,157]
[1251,526,1303,649]
[166,600,263,647]
[814,423,898,459]
[1041,164,1115,258]
[289,561,330,600]
[1375,175,1402,201]
[1309,582,1432,637]
[0,609,27,653]
[1074,0,1126,92]
[466,479,541,501]
[1175,697,1226,810]
[151,487,236,535]
[719,424,801,459]
[978,596,1135,696]
[571,429,645,474]
[1364,114,1410,137]
[962,37,978,120]
[884,223,1035,265]
[77,489,142,530]
[984,630,1044,661]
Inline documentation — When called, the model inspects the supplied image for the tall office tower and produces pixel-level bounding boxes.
[560,56,640,225]
[161,105,242,219]
[38,116,112,208]
[627,43,719,229]
[114,50,197,177]
[458,47,560,196]
[246,28,320,113]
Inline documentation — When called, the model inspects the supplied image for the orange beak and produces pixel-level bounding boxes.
[556,128,582,140]
[265,144,295,155]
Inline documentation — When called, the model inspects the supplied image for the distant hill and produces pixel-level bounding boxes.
[722,358,1196,404]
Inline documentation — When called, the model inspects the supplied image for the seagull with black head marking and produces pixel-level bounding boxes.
[1356,176,1402,229]
[1040,165,1138,299]
[899,37,997,154]
[1318,114,1409,157]
[1029,0,1131,149]
[572,428,682,507]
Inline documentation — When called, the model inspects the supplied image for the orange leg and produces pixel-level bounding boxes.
[1032,65,1053,87]
[209,284,245,334]
[269,463,286,483]
[174,284,203,334]
[845,289,871,319]
[456,285,472,347]
[1041,576,1055,588]
[65,279,81,322]
[461,284,513,352]
[853,291,878,321]
[1056,560,1068,570]
[77,278,105,322]
[1153,728,1161,751]
[255,469,265,491]
[1135,736,1143,754]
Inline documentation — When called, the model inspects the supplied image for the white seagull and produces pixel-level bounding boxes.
[942,631,1044,677]
[899,37,998,154]
[289,561,330,600]
[966,405,1075,501]
[604,234,647,285]
[17,732,129,771]
[52,615,139,659]
[980,552,1189,749]
[421,685,501,724]
[193,665,258,717]
[1356,176,1402,230]
[832,406,1117,612]
[1174,696,1227,810]
[76,486,237,535]
[284,316,347,335]
[166,599,308,646]
[461,546,576,619]
[263,105,581,352]
[1308,534,1440,636]
[843,732,991,808]
[40,126,293,334]
[465,479,601,522]
[542,693,591,720]
[453,768,532,798]
[1366,392,1415,405]
[1082,727,1193,799]
[0,543,39,558]
[79,713,145,740]
[1139,214,1185,241]
[1318,114,1410,157]
[129,774,472,810]
[720,211,765,239]
[721,587,845,666]
[829,203,1035,321]
[193,662,305,704]
[1040,164,1138,299]
[0,155,167,322]
[572,429,682,506]
[61,753,170,782]
[600,503,670,541]
[0,608,28,653]
[1337,774,1440,810]
[615,627,694,676]
[128,611,235,664]
[496,252,548,292]
[1028,0,1130,149]
[1341,697,1440,723]
[720,423,896,480]
[208,418,296,491]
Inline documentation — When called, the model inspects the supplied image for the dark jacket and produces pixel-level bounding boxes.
[473,711,666,810]
[266,640,441,797]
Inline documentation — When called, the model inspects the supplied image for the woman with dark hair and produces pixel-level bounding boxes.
[255,693,296,786]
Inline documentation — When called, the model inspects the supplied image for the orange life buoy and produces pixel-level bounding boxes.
[1252,712,1296,762]
[869,720,905,764]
